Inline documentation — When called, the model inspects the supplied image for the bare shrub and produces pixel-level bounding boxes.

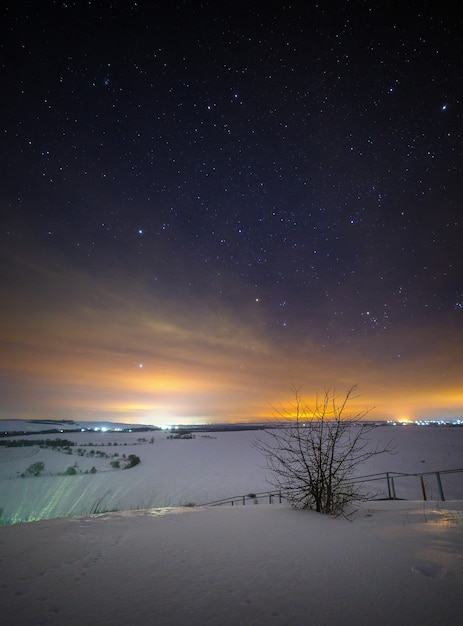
[255,385,393,516]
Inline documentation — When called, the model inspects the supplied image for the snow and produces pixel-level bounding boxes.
[1,426,463,624]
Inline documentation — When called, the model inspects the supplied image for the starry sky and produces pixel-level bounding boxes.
[1,1,462,425]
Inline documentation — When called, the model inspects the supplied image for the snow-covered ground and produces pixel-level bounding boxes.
[1,425,463,624]
[1,425,462,523]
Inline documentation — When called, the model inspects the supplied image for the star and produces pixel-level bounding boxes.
[1,1,462,424]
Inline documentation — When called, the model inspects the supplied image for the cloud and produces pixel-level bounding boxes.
[1,244,462,424]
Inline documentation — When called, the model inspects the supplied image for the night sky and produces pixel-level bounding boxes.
[1,1,462,425]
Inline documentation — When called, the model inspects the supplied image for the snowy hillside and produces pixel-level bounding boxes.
[1,425,463,524]
[1,425,463,625]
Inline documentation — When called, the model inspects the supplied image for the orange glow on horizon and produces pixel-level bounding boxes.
[1,253,463,426]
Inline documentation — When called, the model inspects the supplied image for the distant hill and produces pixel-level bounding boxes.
[0,419,159,436]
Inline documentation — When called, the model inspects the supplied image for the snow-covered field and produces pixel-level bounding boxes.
[1,425,462,523]
[1,425,463,625]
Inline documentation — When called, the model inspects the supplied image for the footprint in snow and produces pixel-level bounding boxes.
[411,562,447,578]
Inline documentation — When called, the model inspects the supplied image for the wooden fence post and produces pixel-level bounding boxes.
[420,475,427,501]
[435,472,445,501]
[387,474,397,499]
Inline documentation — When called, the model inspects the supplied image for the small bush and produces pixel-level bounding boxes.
[25,461,45,477]
[110,460,120,469]
[255,385,394,516]
[123,454,141,469]
[65,466,77,475]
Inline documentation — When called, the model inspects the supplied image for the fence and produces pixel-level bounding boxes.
[351,467,463,502]
[200,490,287,507]
[199,467,463,507]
